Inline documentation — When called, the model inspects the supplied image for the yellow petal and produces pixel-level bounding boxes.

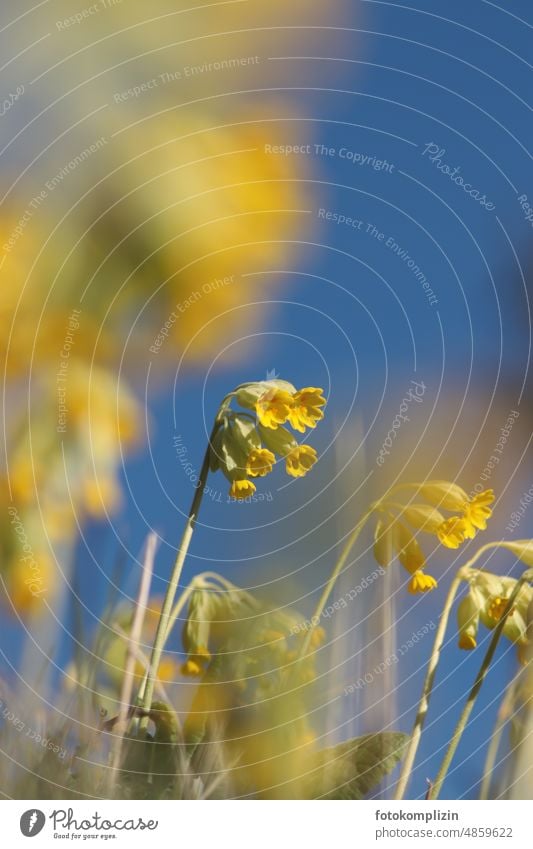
[246,448,275,477]
[229,478,256,499]
[437,517,470,549]
[408,571,437,594]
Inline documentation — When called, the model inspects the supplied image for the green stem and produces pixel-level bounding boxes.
[394,572,463,800]
[299,509,372,660]
[429,575,529,800]
[393,542,502,800]
[479,670,521,800]
[138,425,217,733]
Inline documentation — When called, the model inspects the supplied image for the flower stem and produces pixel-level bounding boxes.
[479,670,521,800]
[393,542,501,800]
[428,575,529,800]
[394,572,463,800]
[299,509,372,659]
[138,425,216,733]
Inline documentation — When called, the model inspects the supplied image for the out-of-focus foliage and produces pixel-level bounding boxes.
[0,0,335,614]
[0,571,407,800]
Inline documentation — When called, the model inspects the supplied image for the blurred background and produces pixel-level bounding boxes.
[0,0,532,799]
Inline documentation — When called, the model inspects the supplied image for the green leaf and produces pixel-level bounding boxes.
[303,732,408,799]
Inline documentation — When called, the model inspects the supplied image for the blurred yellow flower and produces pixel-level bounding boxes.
[370,479,495,593]
[463,490,495,532]
[4,553,54,615]
[437,517,474,549]
[83,477,122,519]
[181,659,203,677]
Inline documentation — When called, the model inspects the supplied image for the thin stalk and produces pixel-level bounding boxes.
[138,425,217,733]
[112,624,173,706]
[394,542,503,800]
[299,509,372,660]
[394,573,463,800]
[479,670,521,800]
[429,575,529,800]
[108,533,157,785]
[133,573,240,716]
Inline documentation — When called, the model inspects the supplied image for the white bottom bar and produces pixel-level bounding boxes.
[2,800,531,848]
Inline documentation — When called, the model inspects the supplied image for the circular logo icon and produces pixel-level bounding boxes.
[20,810,46,837]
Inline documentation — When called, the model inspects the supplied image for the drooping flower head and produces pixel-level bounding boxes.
[419,481,495,544]
[456,564,532,663]
[209,379,326,499]
[369,480,496,594]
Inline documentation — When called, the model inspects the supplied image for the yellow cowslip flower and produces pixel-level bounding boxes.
[437,516,475,549]
[229,479,257,500]
[370,479,496,594]
[480,585,528,649]
[211,380,325,499]
[457,568,532,662]
[256,388,294,429]
[235,379,327,431]
[486,596,513,623]
[286,445,318,478]
[287,387,326,433]
[246,448,275,478]
[408,571,438,594]
[420,482,494,540]
[463,489,495,532]
[393,523,438,592]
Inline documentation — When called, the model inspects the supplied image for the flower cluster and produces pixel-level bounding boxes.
[180,582,258,676]
[457,570,532,663]
[372,481,495,594]
[209,379,326,500]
